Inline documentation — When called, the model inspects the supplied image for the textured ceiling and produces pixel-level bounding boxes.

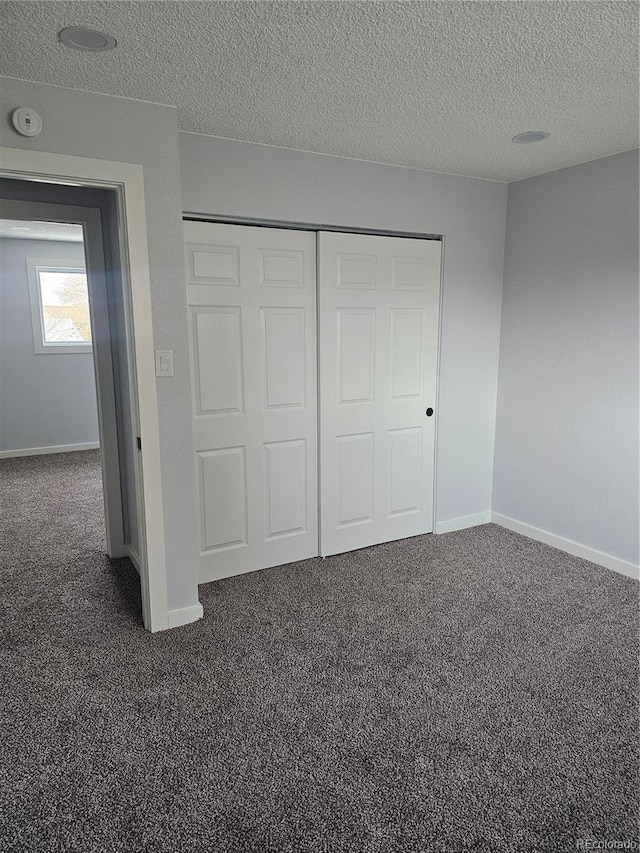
[0,1,637,182]
[0,219,84,242]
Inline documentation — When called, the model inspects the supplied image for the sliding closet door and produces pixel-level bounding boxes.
[184,222,317,582]
[318,231,441,557]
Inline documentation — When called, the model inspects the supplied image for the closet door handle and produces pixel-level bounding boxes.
[425,407,434,417]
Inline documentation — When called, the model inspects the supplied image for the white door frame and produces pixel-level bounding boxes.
[1,147,168,633]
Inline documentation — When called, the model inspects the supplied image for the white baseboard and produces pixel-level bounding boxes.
[491,512,639,580]
[125,544,141,574]
[167,602,204,629]
[0,442,99,459]
[434,511,492,535]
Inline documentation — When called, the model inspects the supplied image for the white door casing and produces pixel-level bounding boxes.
[0,148,170,633]
[318,231,441,557]
[184,222,318,582]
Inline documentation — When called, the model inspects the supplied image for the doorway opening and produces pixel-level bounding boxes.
[0,155,175,632]
[0,216,99,455]
[0,178,150,627]
[0,149,180,632]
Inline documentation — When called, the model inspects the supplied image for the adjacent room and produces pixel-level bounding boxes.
[0,2,637,852]
[0,218,97,457]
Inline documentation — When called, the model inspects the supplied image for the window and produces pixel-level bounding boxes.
[27,258,92,354]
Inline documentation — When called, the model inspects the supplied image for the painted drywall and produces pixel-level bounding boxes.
[0,236,98,452]
[0,77,199,612]
[493,150,639,566]
[179,133,508,525]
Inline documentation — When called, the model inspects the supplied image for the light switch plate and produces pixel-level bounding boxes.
[155,349,174,377]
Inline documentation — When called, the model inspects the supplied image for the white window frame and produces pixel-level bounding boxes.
[26,256,91,354]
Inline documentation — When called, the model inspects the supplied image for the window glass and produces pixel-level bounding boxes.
[38,269,91,345]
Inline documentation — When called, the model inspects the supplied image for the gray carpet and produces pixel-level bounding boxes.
[0,451,638,853]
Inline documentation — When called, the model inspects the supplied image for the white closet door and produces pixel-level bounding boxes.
[184,222,318,582]
[318,231,441,557]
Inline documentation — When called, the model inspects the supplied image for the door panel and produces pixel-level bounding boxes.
[199,446,248,552]
[319,231,441,557]
[260,307,306,408]
[264,439,308,538]
[337,308,376,404]
[191,307,244,415]
[387,427,422,517]
[337,432,375,527]
[185,222,318,582]
[389,309,426,399]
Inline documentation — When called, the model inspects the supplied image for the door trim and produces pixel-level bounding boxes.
[1,147,168,632]
[184,213,442,242]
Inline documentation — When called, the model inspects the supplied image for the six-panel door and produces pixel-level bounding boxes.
[318,231,441,557]
[184,222,441,580]
[184,222,318,582]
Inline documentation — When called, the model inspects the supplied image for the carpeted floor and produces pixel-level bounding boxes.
[0,451,638,853]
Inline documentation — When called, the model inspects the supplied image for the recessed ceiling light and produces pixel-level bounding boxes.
[59,27,117,52]
[512,131,550,144]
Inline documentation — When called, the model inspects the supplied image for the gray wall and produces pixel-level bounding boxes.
[2,78,633,612]
[0,77,199,612]
[179,133,508,526]
[493,150,639,565]
[0,236,99,452]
